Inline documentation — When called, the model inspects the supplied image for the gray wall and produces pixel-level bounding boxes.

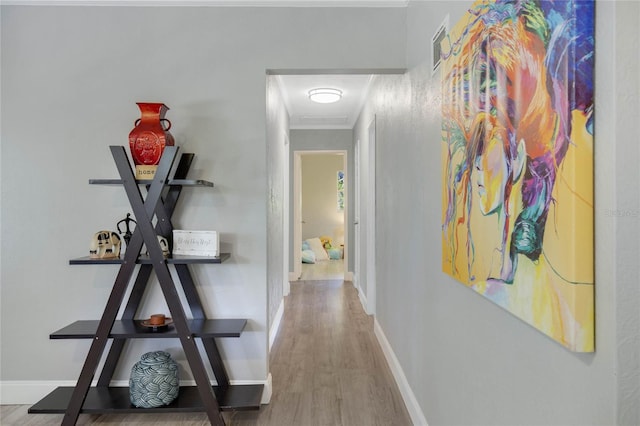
[2,2,638,424]
[0,4,405,391]
[354,1,639,424]
[611,2,640,423]
[289,129,354,273]
[265,76,289,339]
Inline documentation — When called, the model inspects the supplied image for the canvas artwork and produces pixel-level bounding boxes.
[440,0,594,351]
[337,170,345,211]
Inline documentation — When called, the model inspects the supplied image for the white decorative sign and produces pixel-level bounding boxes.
[172,230,219,257]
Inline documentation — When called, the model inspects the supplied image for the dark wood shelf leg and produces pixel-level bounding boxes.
[61,233,145,425]
[97,264,153,387]
[63,147,231,425]
[113,146,226,426]
[176,264,230,388]
[138,228,226,425]
[154,153,191,239]
[162,285,226,425]
[63,147,178,425]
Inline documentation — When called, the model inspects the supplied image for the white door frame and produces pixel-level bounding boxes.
[290,152,302,281]
[354,139,361,293]
[282,132,291,296]
[292,150,348,281]
[365,117,376,315]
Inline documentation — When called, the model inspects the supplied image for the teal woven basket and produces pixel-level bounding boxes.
[129,351,179,408]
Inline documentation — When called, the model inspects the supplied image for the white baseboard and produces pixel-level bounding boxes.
[0,376,274,405]
[0,381,77,405]
[260,373,272,404]
[374,319,428,426]
[270,298,285,351]
[357,284,368,313]
[228,374,272,404]
[350,273,358,290]
[283,277,291,297]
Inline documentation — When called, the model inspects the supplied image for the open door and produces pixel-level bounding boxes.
[354,118,377,315]
[290,152,302,281]
[365,118,376,315]
[354,139,362,292]
[283,132,291,296]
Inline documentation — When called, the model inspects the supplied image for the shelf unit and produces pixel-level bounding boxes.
[29,146,261,426]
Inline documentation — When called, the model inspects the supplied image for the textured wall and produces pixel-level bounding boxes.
[266,76,289,338]
[0,5,405,394]
[3,2,637,423]
[354,1,639,424]
[612,2,640,424]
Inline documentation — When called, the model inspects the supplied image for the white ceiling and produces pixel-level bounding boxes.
[3,0,409,6]
[277,74,374,129]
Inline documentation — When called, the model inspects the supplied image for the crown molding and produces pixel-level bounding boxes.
[1,0,409,6]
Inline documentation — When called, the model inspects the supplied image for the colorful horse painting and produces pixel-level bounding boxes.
[440,0,594,351]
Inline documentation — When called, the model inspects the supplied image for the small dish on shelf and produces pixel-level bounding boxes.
[140,317,173,331]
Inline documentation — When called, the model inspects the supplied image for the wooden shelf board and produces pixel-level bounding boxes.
[69,253,231,265]
[28,385,263,414]
[50,319,247,339]
[89,178,214,187]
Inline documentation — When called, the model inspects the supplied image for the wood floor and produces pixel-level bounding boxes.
[1,279,412,426]
[299,259,345,281]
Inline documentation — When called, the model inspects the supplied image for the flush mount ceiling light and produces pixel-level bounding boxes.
[308,88,343,104]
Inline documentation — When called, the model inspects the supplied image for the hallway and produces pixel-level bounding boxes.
[1,280,412,426]
[230,279,412,425]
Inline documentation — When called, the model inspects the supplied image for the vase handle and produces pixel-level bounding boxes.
[132,118,171,131]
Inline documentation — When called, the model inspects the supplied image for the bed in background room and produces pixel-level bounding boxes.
[301,236,342,264]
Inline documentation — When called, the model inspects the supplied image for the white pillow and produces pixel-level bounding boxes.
[301,249,316,264]
[305,237,329,261]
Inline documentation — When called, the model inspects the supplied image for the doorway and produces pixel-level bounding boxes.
[271,71,389,309]
[353,117,376,314]
[293,150,347,281]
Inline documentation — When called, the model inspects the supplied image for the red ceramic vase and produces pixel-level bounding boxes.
[128,103,175,166]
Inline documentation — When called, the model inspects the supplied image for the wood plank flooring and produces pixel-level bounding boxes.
[1,280,412,426]
[299,259,345,281]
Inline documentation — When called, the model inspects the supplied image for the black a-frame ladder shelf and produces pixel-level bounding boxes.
[29,146,263,426]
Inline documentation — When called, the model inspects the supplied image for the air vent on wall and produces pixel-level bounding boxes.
[432,15,449,74]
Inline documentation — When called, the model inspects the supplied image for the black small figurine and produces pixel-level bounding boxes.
[117,213,137,248]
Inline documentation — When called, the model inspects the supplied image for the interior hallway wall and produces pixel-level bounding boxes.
[266,76,289,340]
[354,1,639,424]
[0,5,406,401]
